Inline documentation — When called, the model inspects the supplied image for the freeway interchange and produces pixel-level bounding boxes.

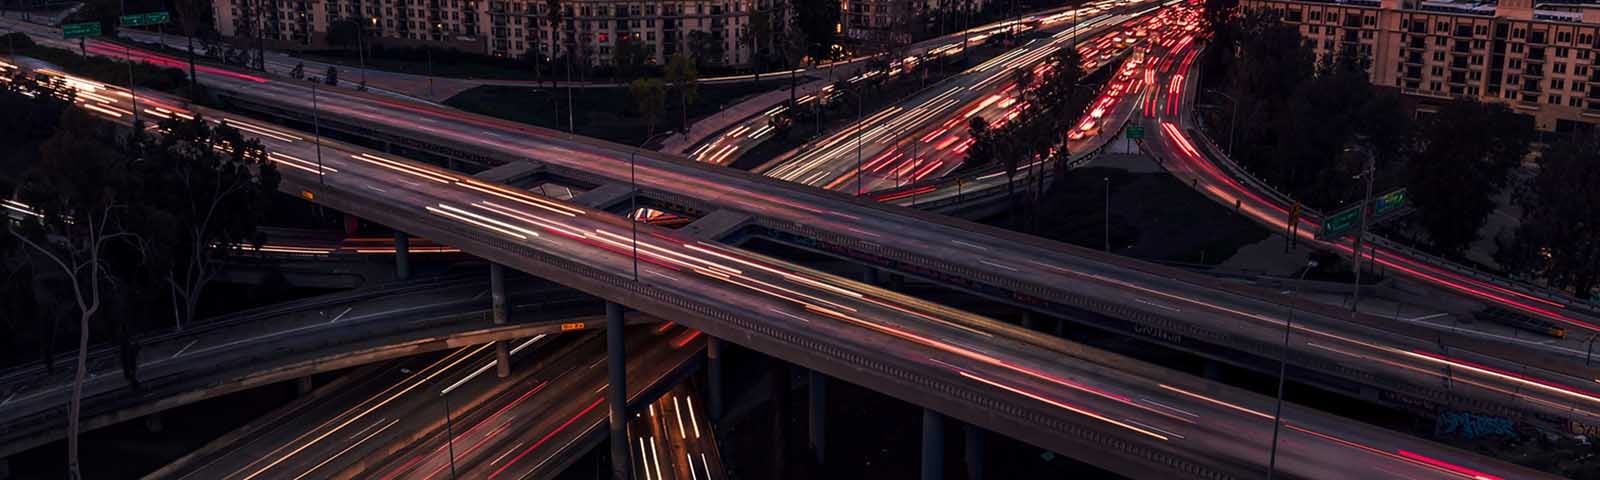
[0,4,1588,478]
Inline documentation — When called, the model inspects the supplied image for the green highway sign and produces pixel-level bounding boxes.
[1319,206,1362,239]
[63,21,102,39]
[1126,125,1145,140]
[1374,188,1408,216]
[119,11,171,27]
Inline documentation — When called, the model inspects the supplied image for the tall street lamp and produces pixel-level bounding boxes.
[1267,259,1317,479]
[312,77,325,184]
[629,136,652,282]
[1346,144,1377,312]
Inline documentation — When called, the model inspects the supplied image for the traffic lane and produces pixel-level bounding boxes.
[370,332,612,480]
[1137,52,1600,336]
[771,15,1135,191]
[161,359,426,479]
[628,384,719,480]
[456,327,702,480]
[0,278,574,426]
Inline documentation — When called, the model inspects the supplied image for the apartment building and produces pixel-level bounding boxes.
[844,0,982,46]
[214,0,773,66]
[1242,0,1600,131]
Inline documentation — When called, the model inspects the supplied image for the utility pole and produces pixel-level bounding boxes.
[1267,261,1315,479]
[312,78,324,184]
[1349,145,1377,312]
[120,0,141,126]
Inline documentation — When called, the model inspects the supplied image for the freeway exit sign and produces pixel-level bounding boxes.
[1373,187,1407,216]
[1126,125,1145,140]
[119,11,171,27]
[62,21,102,39]
[1318,206,1362,239]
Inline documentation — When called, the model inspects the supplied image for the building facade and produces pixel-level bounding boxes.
[1242,0,1600,131]
[214,0,776,66]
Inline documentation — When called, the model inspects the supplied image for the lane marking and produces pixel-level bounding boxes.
[171,340,198,358]
[329,306,353,324]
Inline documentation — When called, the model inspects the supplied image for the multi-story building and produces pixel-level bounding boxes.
[214,0,774,67]
[844,0,982,47]
[1242,0,1600,131]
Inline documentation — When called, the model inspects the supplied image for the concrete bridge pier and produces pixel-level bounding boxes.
[296,376,314,395]
[809,370,828,465]
[491,263,510,378]
[606,302,630,480]
[1021,311,1038,331]
[964,424,985,480]
[862,267,879,285]
[144,412,164,433]
[0,456,10,480]
[923,409,945,480]
[707,337,725,421]
[768,359,792,479]
[394,232,411,280]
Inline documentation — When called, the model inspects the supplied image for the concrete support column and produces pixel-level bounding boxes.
[1021,311,1037,331]
[1053,318,1066,337]
[861,267,879,285]
[606,302,630,480]
[707,337,725,421]
[297,376,314,395]
[394,232,411,280]
[490,263,511,378]
[922,409,945,480]
[768,359,791,479]
[144,412,164,433]
[343,213,358,236]
[889,273,904,290]
[964,424,984,480]
[1204,360,1224,382]
[809,370,827,465]
[0,456,10,480]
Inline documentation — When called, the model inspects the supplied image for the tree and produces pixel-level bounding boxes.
[614,37,653,80]
[665,53,699,133]
[9,108,140,480]
[688,30,726,68]
[629,78,668,139]
[326,19,362,48]
[170,0,212,86]
[747,9,775,82]
[794,0,840,61]
[963,115,995,171]
[1407,100,1533,254]
[778,9,810,103]
[325,66,339,85]
[134,115,280,328]
[1497,134,1600,297]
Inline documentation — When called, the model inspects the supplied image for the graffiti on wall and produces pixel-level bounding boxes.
[1436,410,1516,440]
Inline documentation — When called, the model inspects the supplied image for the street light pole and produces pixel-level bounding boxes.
[630,137,649,282]
[1102,177,1110,252]
[854,88,863,195]
[312,79,324,184]
[120,0,141,126]
[1267,261,1316,479]
[441,390,458,479]
[1349,145,1377,312]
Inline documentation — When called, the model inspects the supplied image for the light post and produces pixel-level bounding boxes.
[1347,144,1377,313]
[120,0,141,126]
[629,137,650,282]
[838,86,864,195]
[1102,176,1110,252]
[1267,260,1317,479]
[1205,89,1238,157]
[439,389,458,479]
[312,78,324,184]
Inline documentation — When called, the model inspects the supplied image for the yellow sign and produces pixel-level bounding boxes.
[560,322,586,331]
[300,190,315,200]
